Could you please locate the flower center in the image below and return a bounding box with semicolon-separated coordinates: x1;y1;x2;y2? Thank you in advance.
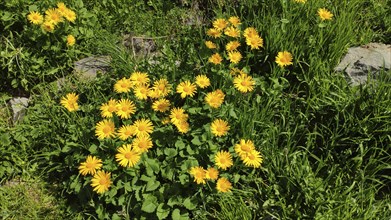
108;106;116;112
103;127;111;134
99;178;107;185
125;152;133;159
241;81;249;86
138;124;146;131
86;163;93;169
241;145;250;152
183;87;190;93
248;154;255;160
122;106;128;111
138;142;147;149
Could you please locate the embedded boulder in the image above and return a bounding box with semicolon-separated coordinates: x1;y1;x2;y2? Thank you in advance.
73;56;111;80
8;97;29;124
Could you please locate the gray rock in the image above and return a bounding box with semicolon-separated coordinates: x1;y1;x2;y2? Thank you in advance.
8;97;29;124
122;34;157;57
74;56;111;80
335;43;390;86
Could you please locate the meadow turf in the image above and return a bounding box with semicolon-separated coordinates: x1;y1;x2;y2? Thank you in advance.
1;0;390;219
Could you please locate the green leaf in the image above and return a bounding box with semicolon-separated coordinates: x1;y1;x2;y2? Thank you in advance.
156;203;170;220
0;134;11;147
186;145;195;155
191;136;202;146
164;148;177;158
146;179;160;192
145;158;160;174
175;139;186;149
142;194;158;213
229;108;238;119
124;182;132;192
112;213;122;220
171;209;189;220
88;144;97;153
167;196;182;207
183;197;197;210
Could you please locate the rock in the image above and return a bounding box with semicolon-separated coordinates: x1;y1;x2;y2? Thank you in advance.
73;56;111;80
8;97;29;124
122;34;158;57
335;43;391;86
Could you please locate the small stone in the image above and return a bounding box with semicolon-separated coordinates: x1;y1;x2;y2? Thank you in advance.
74;56;111;81
8;97;29;124
335;43;391;86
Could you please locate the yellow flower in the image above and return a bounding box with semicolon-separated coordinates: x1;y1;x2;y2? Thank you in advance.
243;150;263;168
230;67;245;76
195;75;210;88
228;16;241;27
95;120;116;140
41;21;55;32
63;8;76;23
117;125;135;140
114;77;132;93
161;117;171;125
205;89;225;108
234;139;255;159
60;93;79;112
214;150;233;170
213;18;228;31
246;35;263;50
116;99;136;119
116;144;141;168
318;8;333;21
205;167;219;180
233;74;255;93
216;177;232;193
275;51;293;68
205;41;217;49
293;0;307;3
176;80;197;98
66;35;75;46
211;119;230;137
227;51;242;64
226;41;241;51
130;71;149;86
27;11;43;25
132;118;154;137
100;99;118;118
243;27;258;39
134;84;150;100
56;2;68;15
189;166;207;184
78;155;102;176
91;171;111;194
207;28;221;38
45;8;63;25
151;78;172;98
175;120;190;134
170;107;188;126
152;99;171;112
132;135;153;153
208;53;223;65
224;26;240;38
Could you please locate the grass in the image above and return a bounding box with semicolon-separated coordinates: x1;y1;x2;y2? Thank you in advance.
0;0;390;219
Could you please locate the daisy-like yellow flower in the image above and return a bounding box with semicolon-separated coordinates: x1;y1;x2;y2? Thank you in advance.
116;99;136;119
246;35;263;50
230;67;246;76
161;117;171;125
116;144;141;167
170;107;188;125
100;99;118;118
214;150;233;170
27;11;43;25
132;118;154;137
63;8;76;23
132;135;153;153
243;27;258;39
228;51;242;64
213;18;228;31
205;41;217;49
78;155;102;176
243;150;263;168
95;120;116;140
175;120;190;134
151;78;172;98
205;89;225;108
60;93;79;112
211;119;230;137
233;74;255;93
91;171;111;194
152;99;171;112
66;35;75;46
275;51;293;68
133;84;150;100
114;77;132;93
130;71;149;86
117;125;135;140
176;80;197;99
45;8;63;25
207;28;221;38
205;167;219;180
293;0;307;3
318;8;333;21
226;41;241;51
189;166;207;184
195;75;210;88
41;21;55;32
234;139;255;159
216;177;232;193
56;2;68;15
208;53;223;65
224;26;240;38
228;16;241;27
